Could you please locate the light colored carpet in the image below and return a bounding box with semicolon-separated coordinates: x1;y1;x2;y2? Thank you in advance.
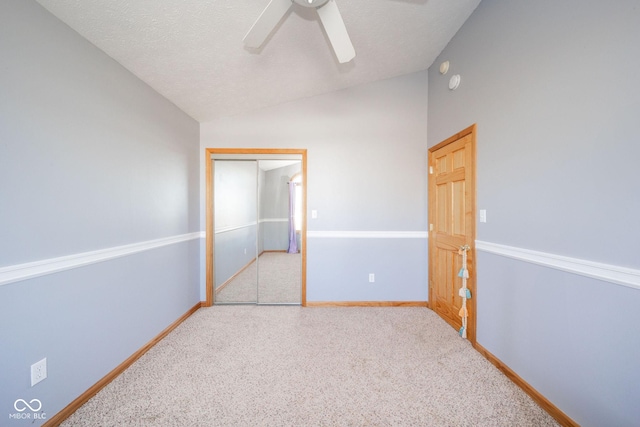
62;307;558;426
216;252;301;304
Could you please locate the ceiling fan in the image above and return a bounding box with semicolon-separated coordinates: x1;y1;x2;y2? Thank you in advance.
243;0;356;63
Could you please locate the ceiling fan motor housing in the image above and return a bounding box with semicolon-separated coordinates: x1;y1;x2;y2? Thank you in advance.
292;0;330;8
244;0;354;63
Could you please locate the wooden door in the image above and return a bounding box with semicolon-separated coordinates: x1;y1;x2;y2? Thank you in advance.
428;125;476;343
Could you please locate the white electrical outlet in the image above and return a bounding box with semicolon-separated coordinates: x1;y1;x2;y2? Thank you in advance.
369;273;375;283
31;358;47;387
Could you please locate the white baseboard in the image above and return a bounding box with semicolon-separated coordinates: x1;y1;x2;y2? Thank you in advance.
214;219;288;234
476;240;640;290
308;231;428;239
0;232;202;287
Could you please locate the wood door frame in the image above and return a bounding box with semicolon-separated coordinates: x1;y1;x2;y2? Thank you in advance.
428;124;477;344
205;148;308;307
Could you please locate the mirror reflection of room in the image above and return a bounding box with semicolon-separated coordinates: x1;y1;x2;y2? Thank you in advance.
214;159;302;305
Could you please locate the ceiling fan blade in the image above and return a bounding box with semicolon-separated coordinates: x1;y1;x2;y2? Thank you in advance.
243;0;293;48
316;0;355;63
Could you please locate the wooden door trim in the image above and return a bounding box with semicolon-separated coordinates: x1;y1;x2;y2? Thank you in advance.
428;124;477;344
204;148;308;307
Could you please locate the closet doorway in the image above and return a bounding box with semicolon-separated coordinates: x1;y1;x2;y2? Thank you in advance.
205;149;307;306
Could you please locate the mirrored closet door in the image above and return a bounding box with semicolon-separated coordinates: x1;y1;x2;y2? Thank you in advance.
213;157;302;305
213;160;258;303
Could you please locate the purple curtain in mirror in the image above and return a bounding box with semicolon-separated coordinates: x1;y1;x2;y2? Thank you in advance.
287;181;297;253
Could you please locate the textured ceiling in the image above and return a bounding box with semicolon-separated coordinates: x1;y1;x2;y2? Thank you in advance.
35;0;481;122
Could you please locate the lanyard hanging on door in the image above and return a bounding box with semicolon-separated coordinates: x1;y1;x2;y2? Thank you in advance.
458;245;471;339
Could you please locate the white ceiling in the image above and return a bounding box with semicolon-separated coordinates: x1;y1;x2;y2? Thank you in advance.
35;0;481;122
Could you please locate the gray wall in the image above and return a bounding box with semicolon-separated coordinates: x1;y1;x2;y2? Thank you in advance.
0;1;200;424
428;0;640;425
201;72;429;302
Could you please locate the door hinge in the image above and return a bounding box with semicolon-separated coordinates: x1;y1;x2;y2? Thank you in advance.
429;224;433;231
429;166;433;174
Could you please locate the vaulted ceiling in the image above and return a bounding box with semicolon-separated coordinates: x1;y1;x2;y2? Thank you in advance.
35;0;481;122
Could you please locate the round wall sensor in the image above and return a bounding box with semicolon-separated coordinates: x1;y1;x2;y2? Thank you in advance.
439;61;449;75
449;74;461;90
